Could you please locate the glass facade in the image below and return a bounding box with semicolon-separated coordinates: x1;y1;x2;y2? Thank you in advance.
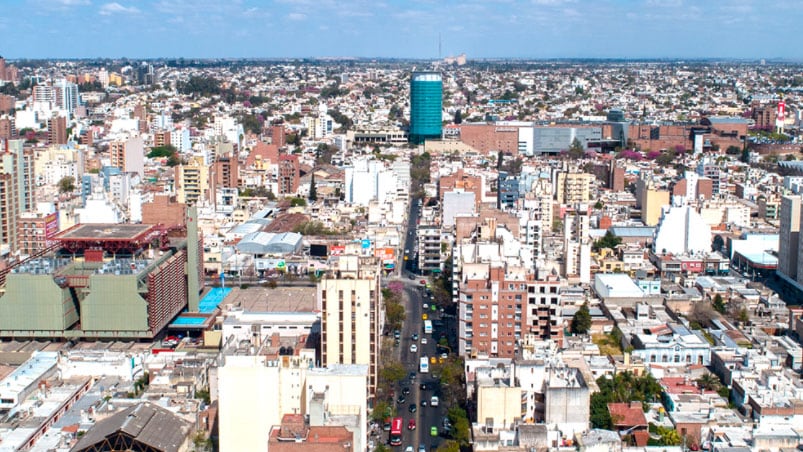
409;72;442;144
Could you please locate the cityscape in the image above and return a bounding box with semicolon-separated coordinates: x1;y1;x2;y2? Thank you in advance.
0;4;803;452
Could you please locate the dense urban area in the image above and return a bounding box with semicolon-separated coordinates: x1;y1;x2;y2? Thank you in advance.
0;55;802;452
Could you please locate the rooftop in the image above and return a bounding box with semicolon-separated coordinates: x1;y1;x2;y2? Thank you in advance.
54;223;158;241
227;286;318;313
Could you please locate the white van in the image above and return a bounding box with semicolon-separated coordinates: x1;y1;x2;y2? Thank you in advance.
430;396;439;407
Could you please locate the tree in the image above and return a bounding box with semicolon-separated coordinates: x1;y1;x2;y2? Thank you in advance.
712;294;726;314
453;109;462;124
567;138;585;159
725;145;742;155
740;147;751;163
496;150;504;170
436;440;460;452
593;230;622;252
58;176;76;194
308;173;317;201
289;197;307;207
571;302;592;334
696;373;721;391
379;360;406;386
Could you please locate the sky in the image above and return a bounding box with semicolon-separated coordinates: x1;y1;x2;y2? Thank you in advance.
1;0;802;60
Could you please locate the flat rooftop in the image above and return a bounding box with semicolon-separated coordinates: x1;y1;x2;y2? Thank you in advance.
54;223;157;241
226;286;318;313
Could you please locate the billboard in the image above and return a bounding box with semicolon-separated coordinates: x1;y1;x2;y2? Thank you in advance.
329;245;345;256
374;247;395;261
44;212;60;247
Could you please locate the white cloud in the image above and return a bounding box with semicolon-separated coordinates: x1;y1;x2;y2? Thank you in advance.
287;12;307;20
99;2;139;15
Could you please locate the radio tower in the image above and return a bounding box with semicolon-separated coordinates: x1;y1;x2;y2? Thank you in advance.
776;94;785;134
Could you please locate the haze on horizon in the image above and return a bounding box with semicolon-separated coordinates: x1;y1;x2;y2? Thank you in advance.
1;0;802;60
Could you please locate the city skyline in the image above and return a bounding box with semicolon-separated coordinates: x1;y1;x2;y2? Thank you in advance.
1;0;802;60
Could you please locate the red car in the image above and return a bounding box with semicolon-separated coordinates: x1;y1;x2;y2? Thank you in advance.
420;280;426;285
407;419;416;430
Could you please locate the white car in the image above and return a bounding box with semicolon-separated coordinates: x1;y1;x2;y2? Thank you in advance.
405;447;414;452
421;338;428;345
410;344;418;353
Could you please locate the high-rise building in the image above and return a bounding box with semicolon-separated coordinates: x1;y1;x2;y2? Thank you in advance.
0;139;35;252
278;154;299;195
555;171;592;205
318;254;381;398
174;155;210;206
779;196;801;283
409;72;442;144
109;136;144;177
47;115;67;145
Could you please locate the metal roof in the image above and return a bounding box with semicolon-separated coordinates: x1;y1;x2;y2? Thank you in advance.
610;226;655;237
71;402;191;452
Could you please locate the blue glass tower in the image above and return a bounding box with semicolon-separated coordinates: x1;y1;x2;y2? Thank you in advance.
409;72;443;144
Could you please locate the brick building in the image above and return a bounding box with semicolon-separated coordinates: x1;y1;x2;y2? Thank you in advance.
47;116;67;145
141;194;186;229
451;124;520;155
278;154;300;195
17;211;59;256
439;168;483;206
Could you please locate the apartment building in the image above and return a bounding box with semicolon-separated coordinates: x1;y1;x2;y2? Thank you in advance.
109;136;144;177
318;255;381;397
174;155;210;206
555;171;592;205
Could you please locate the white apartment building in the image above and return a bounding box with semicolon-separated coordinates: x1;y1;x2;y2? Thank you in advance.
318;255;381;397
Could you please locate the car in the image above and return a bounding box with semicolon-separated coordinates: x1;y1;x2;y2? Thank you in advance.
405;446;414;452
408;419;416;430
421;338;428;345
408;371;416;381
430;396;439;406
393;330;401;339
423;303;429;310
430;356;436;364
419;446;426;452
396;395;406;405
421;399;428;407
422;313;428;320
430;426;438;437
394;339;400;347
405;249;410;254
408;404;417;413
442;418;452;428
419;382;428;390
409;344;418;353
402;387;410;396
440;353;448;359
409;274;415;280
420;279;427;285
412;333;419;341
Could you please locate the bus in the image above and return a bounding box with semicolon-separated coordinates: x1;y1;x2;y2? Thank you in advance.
419;356;429;373
389;417;403;446
423;320;432;334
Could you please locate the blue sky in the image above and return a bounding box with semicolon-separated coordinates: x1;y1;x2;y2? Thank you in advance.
1;0;801;59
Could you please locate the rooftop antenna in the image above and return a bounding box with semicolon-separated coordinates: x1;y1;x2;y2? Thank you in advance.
438;33;442;60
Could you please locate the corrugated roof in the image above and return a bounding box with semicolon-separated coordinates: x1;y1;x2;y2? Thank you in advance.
71;402;191;452
610;226;655;237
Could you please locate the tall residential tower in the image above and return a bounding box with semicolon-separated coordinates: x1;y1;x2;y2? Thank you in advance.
409;72;442;144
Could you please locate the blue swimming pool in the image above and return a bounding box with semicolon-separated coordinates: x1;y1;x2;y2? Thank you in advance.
198;287;232;313
172;316;207;325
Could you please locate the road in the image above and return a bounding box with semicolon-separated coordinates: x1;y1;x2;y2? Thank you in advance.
393;196;447;452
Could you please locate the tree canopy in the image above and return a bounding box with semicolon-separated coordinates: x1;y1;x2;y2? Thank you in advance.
571;302;592;334
593;230;622;252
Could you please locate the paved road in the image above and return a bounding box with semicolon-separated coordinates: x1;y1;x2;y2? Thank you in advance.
392;196;447;452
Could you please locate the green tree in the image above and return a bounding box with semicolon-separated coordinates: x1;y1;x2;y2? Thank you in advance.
379;360;406;386
385;302;406;330
290;197;307;207
696;373;721;391
725;145;742;155
593;230;622;252
567;137;585;159
447;406;471;446
308;173;317;201
436;440;460;452
571;302;592;334
712;294;726;314
740;147;750;163
58;176;76;194
453;109;462;124
371;400;393;421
